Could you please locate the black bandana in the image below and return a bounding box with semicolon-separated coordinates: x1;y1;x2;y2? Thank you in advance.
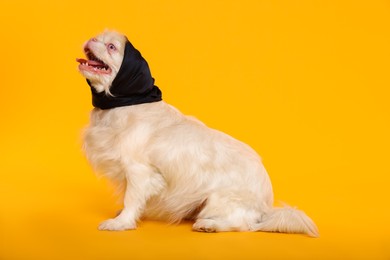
87;39;162;109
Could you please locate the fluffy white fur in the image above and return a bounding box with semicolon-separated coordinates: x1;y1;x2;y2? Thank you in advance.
79;31;319;237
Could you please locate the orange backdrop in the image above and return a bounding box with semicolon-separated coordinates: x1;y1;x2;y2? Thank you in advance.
1;0;389;259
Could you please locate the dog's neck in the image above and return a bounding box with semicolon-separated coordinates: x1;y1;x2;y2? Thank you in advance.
89;83;162;109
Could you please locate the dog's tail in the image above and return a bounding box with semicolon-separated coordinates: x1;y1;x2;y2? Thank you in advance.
252;206;319;237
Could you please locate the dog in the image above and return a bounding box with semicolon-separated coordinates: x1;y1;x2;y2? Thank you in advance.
77;30;319;237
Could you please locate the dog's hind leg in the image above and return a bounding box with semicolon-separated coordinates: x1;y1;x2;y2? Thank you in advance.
192;190;264;232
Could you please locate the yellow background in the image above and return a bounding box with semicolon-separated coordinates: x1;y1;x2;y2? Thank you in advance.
1;0;389;259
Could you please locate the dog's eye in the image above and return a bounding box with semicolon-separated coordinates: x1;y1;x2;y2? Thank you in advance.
108;44;116;51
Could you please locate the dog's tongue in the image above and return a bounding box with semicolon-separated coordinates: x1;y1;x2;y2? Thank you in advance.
76;58;106;67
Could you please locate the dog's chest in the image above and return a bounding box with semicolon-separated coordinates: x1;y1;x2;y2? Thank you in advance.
83;107;163;175
83;110;142;177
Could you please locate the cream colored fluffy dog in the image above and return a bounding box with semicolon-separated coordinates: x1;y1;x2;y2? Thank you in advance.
77;30;319;237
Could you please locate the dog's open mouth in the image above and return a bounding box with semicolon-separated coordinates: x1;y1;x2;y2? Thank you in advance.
76;48;111;74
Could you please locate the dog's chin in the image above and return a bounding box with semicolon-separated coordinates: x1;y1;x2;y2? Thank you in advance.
79;66;116;93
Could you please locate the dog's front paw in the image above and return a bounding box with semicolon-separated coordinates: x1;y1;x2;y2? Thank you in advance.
98;218;136;231
193;219;217;233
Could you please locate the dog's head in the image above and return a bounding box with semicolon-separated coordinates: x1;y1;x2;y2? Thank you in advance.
77;30;162;109
77;30;127;94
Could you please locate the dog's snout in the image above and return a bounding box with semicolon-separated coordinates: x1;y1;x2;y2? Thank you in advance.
84;38;98;51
